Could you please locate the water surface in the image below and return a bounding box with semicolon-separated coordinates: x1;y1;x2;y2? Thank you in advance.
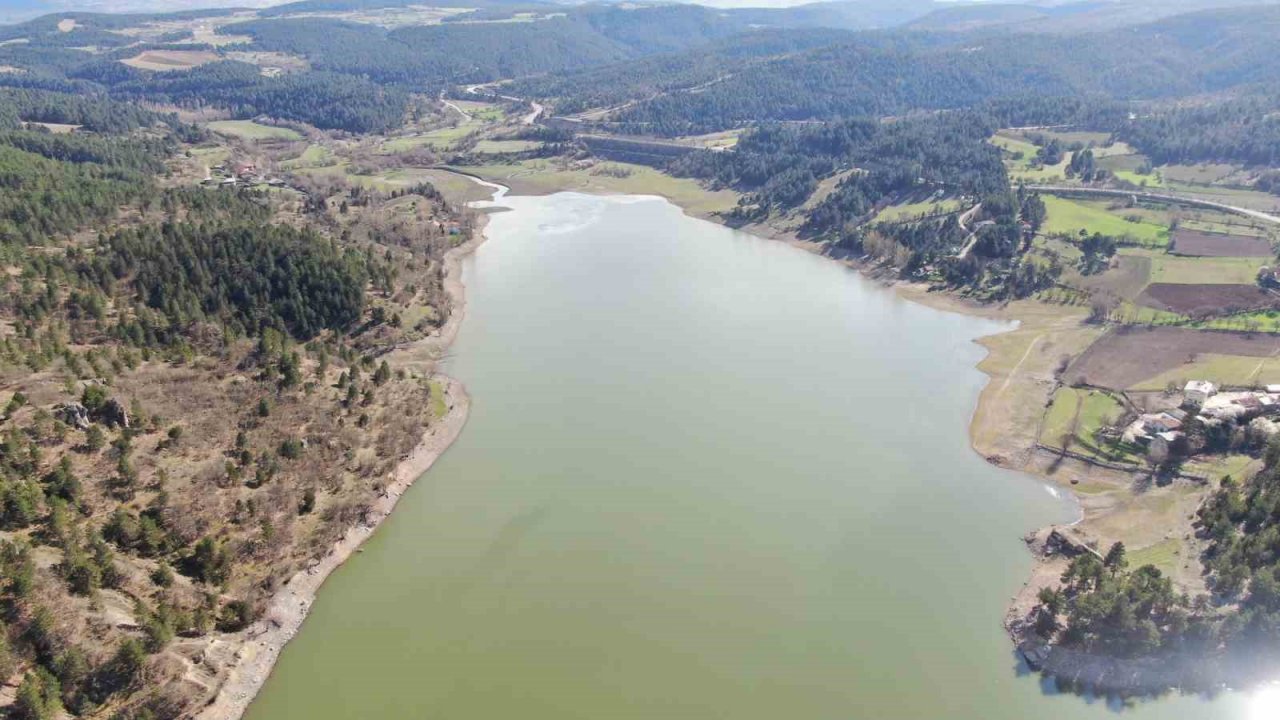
247;192;1254;719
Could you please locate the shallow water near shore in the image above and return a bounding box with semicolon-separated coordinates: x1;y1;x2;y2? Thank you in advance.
246;192;1256;719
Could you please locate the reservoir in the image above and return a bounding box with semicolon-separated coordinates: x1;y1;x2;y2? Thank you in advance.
246;191;1253;719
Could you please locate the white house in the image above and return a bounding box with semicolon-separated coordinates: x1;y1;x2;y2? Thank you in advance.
1184;380;1218;406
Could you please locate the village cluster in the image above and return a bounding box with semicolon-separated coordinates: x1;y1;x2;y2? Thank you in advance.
203;160;286;189
1122;379;1280;462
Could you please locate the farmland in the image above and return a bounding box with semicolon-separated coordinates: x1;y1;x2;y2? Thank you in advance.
1137;283;1277;316
206;120;303;141
1069;254;1152;300
1063;326;1280;389
1130;354;1280;391
1169;230;1272;257
382;126;476;153
1042;196;1169;245
1143;252;1265;284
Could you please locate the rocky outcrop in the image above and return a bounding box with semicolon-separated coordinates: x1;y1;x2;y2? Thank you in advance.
54;402;91;430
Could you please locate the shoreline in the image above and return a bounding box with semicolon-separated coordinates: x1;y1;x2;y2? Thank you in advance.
449;171;1202;697
210;168;1207;714
198;191;496;720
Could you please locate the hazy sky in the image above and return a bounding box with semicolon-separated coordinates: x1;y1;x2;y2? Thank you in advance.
1;0;986;15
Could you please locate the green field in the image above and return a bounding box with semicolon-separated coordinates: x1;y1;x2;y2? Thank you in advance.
1188;310;1280;334
990;133;1038;161
382;125;476;153
1112;169;1165;188
1142;252;1265;284
206;120;302;141
282;144;332;169
1042;196;1169;244
1040;387;1133;464
1164;181;1280;213
473;139;542;154
429;380;448;420
294;159;350;178
875;197;960;222
1127;538;1181;576
990;132;1071;181
1180;216;1273;238
451;100;506;122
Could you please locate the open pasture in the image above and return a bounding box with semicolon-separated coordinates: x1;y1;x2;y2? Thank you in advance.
1069;254;1152;300
1042;196;1168;244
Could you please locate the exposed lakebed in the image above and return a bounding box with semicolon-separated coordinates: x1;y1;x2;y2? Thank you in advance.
246;191;1255;719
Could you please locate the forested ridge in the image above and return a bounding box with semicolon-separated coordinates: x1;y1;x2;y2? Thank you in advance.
524;5;1280;137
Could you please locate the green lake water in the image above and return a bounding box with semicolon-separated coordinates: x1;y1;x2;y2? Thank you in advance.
246;191;1261;719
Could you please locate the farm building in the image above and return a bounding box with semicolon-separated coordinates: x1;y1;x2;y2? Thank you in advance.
1140;413;1183;433
1184;380;1218;406
1149;431;1184;461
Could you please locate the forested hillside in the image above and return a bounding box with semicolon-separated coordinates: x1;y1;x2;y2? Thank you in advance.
0;87;467;717
232;4;763;88
530;6;1280;136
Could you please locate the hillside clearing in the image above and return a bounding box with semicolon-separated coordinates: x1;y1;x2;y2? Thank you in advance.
121;50;221;72
206;120;303;141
